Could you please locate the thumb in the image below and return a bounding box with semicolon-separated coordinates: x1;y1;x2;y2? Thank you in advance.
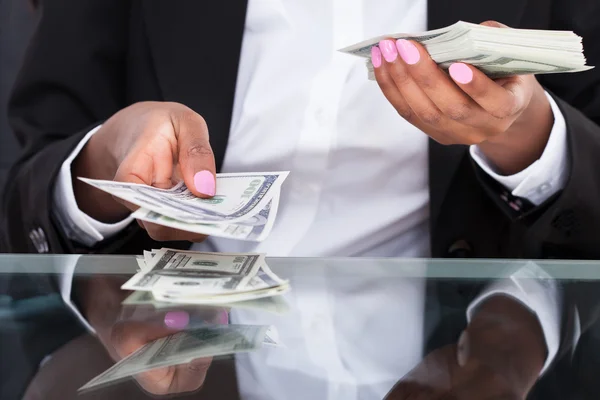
480;20;509;28
175;113;217;198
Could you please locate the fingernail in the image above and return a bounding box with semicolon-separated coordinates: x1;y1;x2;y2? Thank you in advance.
396;39;420;65
457;330;470;367
164;311;190;330
194;170;215;196
449;63;473;84
371;46;382;68
379;40;398;63
218;310;229;325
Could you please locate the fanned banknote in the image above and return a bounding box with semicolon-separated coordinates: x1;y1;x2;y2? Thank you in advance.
340;21;593;79
79;172;288;241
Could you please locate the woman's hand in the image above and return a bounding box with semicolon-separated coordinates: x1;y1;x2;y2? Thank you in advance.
73;101;216;242
79;275;225;396
386;296;547;400
372;21;554;175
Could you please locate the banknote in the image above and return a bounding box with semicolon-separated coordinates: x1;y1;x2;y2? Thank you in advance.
122;249;265;294
152;259;290;304
79;172;289;225
79;324;277;392
341;20;593;78
132;193;279;242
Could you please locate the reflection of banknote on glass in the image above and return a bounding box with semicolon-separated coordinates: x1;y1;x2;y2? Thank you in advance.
340;21;593;79
123;288;291;315
79;324;278;392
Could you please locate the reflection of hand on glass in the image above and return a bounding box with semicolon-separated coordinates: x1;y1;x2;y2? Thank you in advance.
77;276;226;396
386;296;547;400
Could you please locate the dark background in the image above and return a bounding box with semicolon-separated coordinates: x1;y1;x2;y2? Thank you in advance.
0;0;38;243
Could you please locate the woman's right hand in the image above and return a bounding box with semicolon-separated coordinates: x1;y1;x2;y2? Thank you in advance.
73;101;215;242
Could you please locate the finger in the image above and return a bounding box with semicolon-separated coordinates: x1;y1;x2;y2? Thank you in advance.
379;39;441;126
376;40;457;144
172;109;217;198
372;45;415;123
143;222;208;243
396;39;489;129
480;20;509;29
111;320;181;359
448;63;530;121
115;133;176;190
135;357;212;396
172;357;213;393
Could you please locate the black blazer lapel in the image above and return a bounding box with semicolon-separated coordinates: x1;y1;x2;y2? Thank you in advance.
141;0;249;170
426;0;529;236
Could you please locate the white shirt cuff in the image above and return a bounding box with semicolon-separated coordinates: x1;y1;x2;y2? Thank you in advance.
59;255;96;334
470;92;569;206
52;125;135;247
467;261;562;375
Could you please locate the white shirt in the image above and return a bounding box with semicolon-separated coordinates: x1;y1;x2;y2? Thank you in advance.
54;0;567;398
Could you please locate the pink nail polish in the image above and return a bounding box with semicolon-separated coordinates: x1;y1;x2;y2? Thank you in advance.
194;170;215;196
379;40;398;63
371;46;382;68
449;63;473;84
218;310;229;325
164;311;190;329
396;39;420;65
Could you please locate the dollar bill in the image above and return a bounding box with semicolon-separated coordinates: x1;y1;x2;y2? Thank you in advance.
122;249;265;294
341;20;593;78
152;259;290;304
79;324;276;392
79;172;289;225
132;192;279;242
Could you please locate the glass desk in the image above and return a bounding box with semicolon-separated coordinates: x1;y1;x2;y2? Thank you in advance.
1;255;600;400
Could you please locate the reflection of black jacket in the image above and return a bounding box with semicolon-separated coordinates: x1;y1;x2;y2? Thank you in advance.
2;0;600;397
425;277;600;399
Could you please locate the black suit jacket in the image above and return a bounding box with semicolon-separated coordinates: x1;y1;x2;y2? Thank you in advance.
2;0;600;397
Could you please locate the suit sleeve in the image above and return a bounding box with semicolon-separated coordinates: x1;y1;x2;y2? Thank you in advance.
471;1;600;260
0;0;133;254
522;0;600;260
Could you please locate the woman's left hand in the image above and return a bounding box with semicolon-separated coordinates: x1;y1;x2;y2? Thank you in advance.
372;21;554;175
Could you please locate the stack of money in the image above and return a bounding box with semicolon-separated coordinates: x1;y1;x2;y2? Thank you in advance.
80;171;289;241
339;21;593;79
122;248;290;305
80;324;282;392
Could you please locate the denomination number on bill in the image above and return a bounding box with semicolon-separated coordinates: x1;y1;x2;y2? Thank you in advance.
241;179;262;199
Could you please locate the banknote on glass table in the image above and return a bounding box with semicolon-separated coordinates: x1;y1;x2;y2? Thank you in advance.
152;267;290;305
124;248;290;305
340;20;593;79
79;172;288;241
122;249;266;294
79;324;280;392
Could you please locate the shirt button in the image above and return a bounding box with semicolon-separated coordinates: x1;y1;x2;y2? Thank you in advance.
315;108;330;126
538;183;552;194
